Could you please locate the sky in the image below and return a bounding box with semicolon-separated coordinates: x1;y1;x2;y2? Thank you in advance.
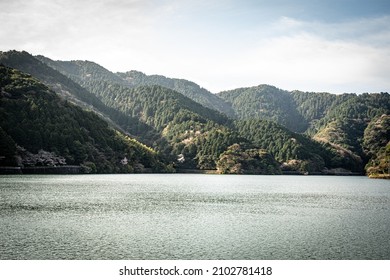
1;0;390;93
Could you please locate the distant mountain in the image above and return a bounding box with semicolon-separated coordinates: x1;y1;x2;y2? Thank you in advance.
0;50;159;146
118;70;235;117
36;56;235;117
218;85;309;132
363;114;390;177
0;65;168;173
290;90;354;126
36;55;130;87
2;50;390;176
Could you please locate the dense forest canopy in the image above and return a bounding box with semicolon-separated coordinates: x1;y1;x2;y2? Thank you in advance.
1;50;389;176
0;65;169;173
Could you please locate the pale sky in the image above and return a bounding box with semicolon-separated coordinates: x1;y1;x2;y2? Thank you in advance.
1;0;390;93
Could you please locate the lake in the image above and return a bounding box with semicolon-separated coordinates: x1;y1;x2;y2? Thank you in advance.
0;174;389;259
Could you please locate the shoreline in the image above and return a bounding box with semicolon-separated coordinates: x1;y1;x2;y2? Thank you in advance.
0;166;368;177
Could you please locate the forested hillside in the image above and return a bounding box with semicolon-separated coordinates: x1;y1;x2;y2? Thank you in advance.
117;70;235;117
36;56;235;117
0;65;168;173
73;80;239;169
310;93;390;171
363;114;390;177
36;55;131;87
1;50;389;176
218;85;309;132
0;51;159;145
233;119;361;173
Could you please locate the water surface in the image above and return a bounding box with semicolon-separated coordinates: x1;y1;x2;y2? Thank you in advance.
1;174;389;259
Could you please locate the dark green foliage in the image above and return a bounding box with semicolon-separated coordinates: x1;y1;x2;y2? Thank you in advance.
118;71;235;117
37;56;130;87
291;90;354;125
233;119;362;173
35;58;234;117
0;65;168;173
0;126;17;166
2;50;390;176
78;80;235;169
218;85;308;132
217;143;281;174
311;93;390;170
363;114;390;176
0;51;157;146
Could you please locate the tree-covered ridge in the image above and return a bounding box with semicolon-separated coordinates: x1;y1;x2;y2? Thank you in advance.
290;90;354;124
233;119;361;173
0;65;168;173
35;56;235;117
117;70;235;117
1;50;390;176
36;55;234;116
81;81;230;128
218;85;308;132
363;114;390;177
77;79;240;169
0;50;159;145
0;51;105;109
312;93;390;159
2;51;242;170
36;56;130;87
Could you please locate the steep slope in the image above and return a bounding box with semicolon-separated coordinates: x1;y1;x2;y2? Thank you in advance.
75;79;239;169
35;56;235;117
0;50;159;146
118;70;235;117
233;119;361;173
312;93;390;162
291;90;354;128
3;51;242;170
0;65;168;173
363;114;390;177
218;85;308;132
0;51;106;110
36;55;130;87
3;50;389;176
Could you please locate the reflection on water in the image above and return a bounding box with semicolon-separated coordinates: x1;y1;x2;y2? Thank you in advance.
0;174;389;259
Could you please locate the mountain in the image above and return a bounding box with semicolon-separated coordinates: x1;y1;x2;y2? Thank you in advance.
233;119;361;173
218;84;390;173
117;70;235;117
0;50;160;146
363;114;390;178
64;79;240;169
36;55;131;87
2;51;241;170
36;56;235;117
218;85;309;132
310;93;390;168
2;50;390;176
0;65;169;173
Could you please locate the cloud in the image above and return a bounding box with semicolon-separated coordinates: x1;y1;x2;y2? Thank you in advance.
0;0;161;59
196;16;390;93
0;0;389;93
